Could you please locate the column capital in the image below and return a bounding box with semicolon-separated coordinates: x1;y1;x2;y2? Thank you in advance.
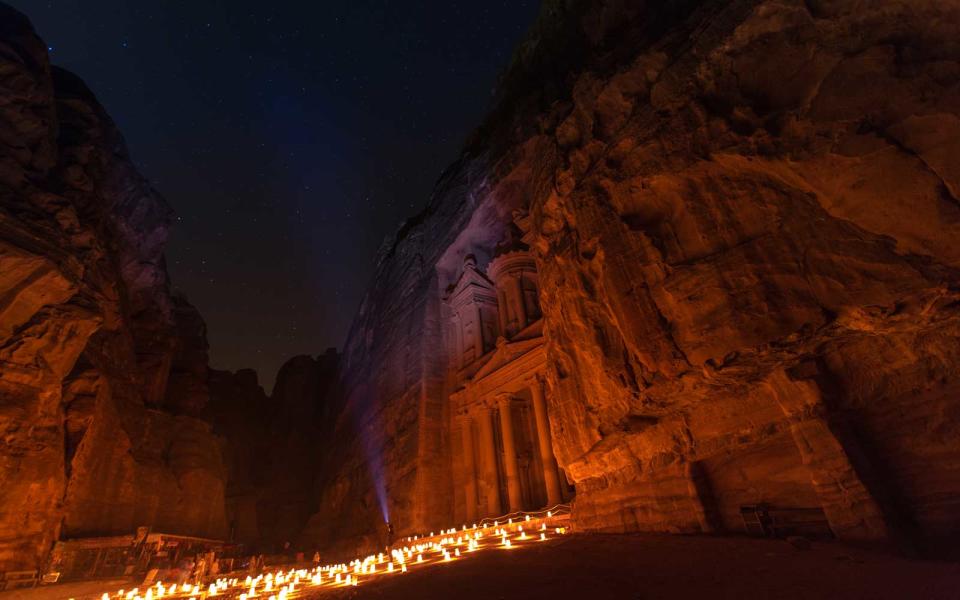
527;372;546;389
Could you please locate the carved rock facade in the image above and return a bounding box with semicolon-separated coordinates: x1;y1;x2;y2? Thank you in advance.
304;0;960;557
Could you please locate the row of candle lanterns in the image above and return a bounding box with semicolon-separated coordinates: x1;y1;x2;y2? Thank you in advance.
81;509;568;600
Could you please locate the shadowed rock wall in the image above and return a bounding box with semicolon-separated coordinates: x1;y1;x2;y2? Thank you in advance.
207;350;341;552
0;5;227;571
304;0;960;557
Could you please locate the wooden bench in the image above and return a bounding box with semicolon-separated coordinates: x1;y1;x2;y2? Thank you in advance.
0;570;39;591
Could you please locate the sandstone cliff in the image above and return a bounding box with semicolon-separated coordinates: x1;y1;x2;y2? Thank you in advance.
0;5;227;571
303;0;960;557
207;350;340;552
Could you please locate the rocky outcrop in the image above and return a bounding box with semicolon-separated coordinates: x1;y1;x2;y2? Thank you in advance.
0;5;226;571
304;0;960;557
531;0;960;552
207;350;340;552
206;368;272;546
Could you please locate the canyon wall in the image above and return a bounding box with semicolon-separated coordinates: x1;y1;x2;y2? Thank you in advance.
304;0;960;557
207;350;341;552
0;6;227;571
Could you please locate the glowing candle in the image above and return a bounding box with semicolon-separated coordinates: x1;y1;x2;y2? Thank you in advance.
540;532;547;541
402;564;408;573
388;562;394;573
417;554;423;563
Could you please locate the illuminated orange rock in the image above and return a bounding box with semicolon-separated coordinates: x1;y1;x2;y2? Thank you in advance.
0;6;227;571
303;0;960;557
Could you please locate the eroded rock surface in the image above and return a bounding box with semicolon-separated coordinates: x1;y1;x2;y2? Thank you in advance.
207;350;341;552
0;5;226;571
303;0;960;557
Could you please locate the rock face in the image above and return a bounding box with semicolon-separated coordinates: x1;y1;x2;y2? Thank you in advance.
206;368;272;547
303;0;960;557
207;350;340;552
0;5;227;571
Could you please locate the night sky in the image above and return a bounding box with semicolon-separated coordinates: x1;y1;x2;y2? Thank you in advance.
12;1;541;390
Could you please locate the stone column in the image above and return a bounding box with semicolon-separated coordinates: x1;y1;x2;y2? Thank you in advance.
460;415;478;523
473;305;484;358
451;315;462;370
497;395;523;512
511;276;527;331
477;407;502;516
530;377;563;506
496;289;508;339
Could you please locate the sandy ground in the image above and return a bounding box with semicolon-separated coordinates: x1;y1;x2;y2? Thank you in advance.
0;579;128;600
5;533;959;600
317;533;960;600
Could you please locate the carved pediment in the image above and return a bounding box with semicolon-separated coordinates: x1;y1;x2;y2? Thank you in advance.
470;334;544;382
